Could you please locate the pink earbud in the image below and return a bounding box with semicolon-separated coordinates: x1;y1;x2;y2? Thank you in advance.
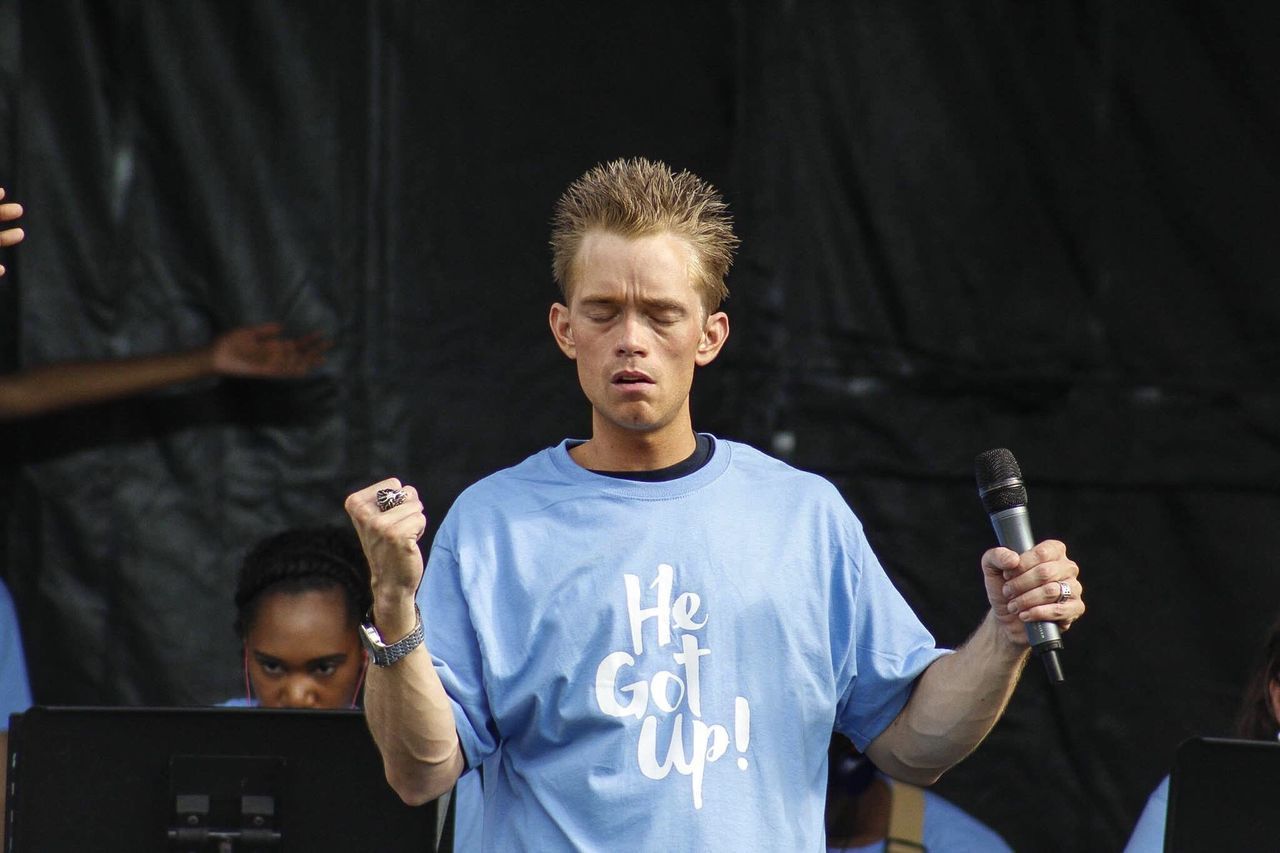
243;645;254;704
350;651;370;709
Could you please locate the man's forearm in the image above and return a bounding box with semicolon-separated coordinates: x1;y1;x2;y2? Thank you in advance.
364;641;467;805
866;610;1029;786
346;480;462;807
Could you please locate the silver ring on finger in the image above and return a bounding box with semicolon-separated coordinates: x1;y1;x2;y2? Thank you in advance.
376;488;408;512
1056;581;1073;604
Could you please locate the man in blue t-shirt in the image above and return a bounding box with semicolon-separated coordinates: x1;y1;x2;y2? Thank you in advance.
345;158;1087;851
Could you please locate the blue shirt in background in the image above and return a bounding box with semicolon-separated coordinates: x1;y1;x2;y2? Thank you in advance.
0;579;32;730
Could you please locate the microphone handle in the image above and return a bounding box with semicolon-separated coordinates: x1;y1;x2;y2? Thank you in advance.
989;506;1065;683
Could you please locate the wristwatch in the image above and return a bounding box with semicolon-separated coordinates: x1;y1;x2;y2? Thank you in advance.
359;605;425;667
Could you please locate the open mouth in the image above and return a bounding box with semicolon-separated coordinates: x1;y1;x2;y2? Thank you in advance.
613;371;654;387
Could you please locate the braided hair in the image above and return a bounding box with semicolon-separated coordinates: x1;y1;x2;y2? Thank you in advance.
233;525;372;639
1235;611;1280;740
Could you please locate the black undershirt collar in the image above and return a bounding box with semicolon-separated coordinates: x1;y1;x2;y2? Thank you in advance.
581;433;714;482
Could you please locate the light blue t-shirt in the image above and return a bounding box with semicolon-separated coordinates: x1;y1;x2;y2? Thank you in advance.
1;579;33;730
1124;774;1169;852
827;775;1011;852
420;438;948;851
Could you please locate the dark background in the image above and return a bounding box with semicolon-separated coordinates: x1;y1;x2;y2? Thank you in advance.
3;2;1279;850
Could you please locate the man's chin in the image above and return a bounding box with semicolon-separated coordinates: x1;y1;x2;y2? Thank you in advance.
616;415;662;433
596;405;664;433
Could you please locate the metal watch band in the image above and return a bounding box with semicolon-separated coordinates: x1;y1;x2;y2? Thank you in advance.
360;604;424;667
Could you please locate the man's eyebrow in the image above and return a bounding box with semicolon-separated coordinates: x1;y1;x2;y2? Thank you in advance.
578;295;620;307
577;295;688;312
641;299;688;313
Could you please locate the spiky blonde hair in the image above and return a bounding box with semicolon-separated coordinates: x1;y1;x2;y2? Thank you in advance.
550;157;738;313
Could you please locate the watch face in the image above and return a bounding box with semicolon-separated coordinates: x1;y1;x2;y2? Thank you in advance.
359;621;391;667
359;620;386;649
358;610;423;667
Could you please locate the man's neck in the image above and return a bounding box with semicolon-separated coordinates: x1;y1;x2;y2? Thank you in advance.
569;415;698;472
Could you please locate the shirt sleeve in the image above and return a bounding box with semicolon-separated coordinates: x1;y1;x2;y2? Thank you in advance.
418;538;498;771
0;581;33;728
1123;775;1170;853
832;514;950;750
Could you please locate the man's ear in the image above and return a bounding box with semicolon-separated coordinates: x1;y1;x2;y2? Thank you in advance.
694;311;729;367
549;302;576;359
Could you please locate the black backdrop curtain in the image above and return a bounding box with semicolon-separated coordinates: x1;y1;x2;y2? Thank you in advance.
2;2;1279;850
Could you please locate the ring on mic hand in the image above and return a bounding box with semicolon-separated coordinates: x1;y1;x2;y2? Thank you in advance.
376;488;408;512
1056;581;1072;604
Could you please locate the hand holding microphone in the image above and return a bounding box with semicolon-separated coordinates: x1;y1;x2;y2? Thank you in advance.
975;448;1085;683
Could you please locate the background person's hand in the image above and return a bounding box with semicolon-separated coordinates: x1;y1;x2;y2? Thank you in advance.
0;187;25;277
208;322;331;378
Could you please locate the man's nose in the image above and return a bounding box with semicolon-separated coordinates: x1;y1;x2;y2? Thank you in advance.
615;311;649;356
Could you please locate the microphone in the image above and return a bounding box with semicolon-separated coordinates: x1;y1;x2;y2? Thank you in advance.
974;448;1065;683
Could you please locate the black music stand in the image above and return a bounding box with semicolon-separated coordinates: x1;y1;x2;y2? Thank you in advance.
1164;736;1280;852
5;705;444;852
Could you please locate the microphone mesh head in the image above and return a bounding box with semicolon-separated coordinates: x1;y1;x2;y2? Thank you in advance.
974;448;1028;513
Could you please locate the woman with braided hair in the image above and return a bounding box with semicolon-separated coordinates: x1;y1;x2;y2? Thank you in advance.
228;525;485;848
230;525;371;709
